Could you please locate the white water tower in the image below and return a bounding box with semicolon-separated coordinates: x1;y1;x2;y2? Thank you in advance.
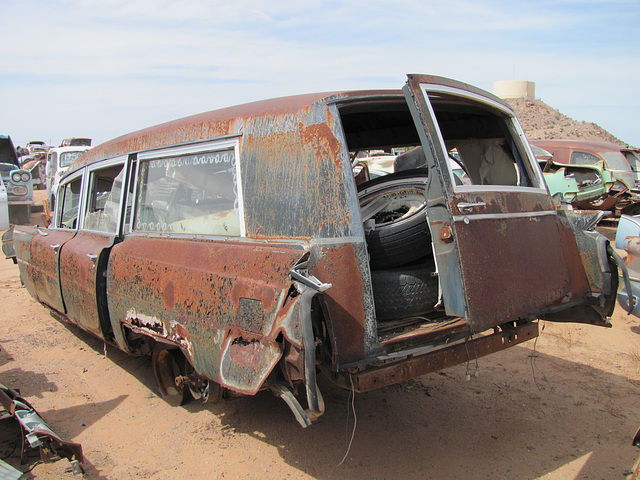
493;81;535;100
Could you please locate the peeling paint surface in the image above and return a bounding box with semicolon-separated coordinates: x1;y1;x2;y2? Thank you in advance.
107;235;306;384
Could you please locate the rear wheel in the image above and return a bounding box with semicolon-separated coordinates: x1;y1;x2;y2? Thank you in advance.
152;349;188;406
184;358;223;404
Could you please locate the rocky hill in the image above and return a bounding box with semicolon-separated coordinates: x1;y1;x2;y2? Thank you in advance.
505;98;625;146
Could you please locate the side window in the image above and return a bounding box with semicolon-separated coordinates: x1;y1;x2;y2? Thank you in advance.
571;151;601;165
58;177;82;229
83;164;125;233
46;152;57;177
134;147;241;235
427;93;539;188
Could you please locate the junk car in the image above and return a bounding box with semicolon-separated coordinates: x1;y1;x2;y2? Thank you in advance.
621;147;640;189
531;144;615;209
12;75;628;427
60;137;92;148
0;134;34;225
45;145;92;209
531;139;640;216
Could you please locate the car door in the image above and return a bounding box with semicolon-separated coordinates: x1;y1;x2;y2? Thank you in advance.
403;74;604;332
15;172;84;312
58;157;128;339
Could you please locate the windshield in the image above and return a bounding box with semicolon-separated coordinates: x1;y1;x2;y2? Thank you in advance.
600;151;631;171
60;150;86;167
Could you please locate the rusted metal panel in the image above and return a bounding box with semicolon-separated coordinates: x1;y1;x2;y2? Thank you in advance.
12;225;38;300
29;229;75;313
329;321;538;393
59;231;113;338
219;334;282;394
451;191;554;216
67;91;401;175
454;213;570;332
106;235;307;386
309;242;372;365
240;107;356;240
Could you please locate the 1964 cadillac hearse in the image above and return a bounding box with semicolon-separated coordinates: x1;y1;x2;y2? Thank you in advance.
11;75;629;427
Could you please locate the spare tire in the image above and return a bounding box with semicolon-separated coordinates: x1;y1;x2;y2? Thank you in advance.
358;169;431;269
371;261;438;321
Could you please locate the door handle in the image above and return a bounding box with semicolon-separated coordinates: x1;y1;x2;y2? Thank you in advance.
37;228;48;236
50;244;60;252
457;201;486;214
87;254;98;261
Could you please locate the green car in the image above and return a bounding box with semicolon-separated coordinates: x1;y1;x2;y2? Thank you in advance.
533;145;616;210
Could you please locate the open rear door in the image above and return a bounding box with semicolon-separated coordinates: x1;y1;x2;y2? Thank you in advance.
403;74;610;332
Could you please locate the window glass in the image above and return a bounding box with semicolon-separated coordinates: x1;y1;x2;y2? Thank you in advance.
134;148;241;235
58;178;82;229
60;150;86;168
48;152;57;171
427;93;538;188
122;161;136;233
571;151;601;166
83;164;125;233
600;151;631;171
624;151;640;172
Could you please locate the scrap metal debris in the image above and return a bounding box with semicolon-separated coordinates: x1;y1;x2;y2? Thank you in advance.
0;383;83;475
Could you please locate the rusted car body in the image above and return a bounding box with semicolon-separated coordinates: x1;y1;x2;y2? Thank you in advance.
531;139;640;215
12;75;625;426
531;144;615;208
622;147;640;189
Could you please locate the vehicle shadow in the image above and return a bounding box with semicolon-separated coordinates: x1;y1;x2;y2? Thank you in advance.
0;342;14;367
0;367;57;398
205;347;640;480
36;317;640;479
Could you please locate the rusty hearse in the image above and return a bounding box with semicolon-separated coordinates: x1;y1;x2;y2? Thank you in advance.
12;75;628;427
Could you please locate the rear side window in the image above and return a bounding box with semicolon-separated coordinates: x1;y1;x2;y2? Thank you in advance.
83;164;125;233
60;150;86;168
571;151;601;165
428;93;540;189
58;177;82;229
134;147;241;235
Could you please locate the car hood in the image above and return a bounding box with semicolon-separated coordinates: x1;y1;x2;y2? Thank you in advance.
0;135;19;167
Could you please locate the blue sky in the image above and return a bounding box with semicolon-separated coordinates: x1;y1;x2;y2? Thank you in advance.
2;0;639;148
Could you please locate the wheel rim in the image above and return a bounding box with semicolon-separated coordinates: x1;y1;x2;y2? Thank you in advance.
360;187;426;228
152;349;187;406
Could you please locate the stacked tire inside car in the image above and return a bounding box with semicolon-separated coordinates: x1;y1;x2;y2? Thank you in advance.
358;168;438;321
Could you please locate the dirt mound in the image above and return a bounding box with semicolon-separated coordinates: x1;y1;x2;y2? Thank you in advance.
506;98;626;146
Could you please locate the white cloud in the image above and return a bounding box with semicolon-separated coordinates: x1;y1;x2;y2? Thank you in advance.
2;0;639;147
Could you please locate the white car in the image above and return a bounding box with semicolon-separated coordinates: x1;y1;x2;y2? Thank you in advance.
46;146;91;208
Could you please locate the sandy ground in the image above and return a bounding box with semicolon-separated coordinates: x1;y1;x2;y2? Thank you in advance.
1;209;639;479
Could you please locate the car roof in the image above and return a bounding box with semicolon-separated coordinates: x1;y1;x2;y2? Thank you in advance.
68;75;516;174
531;139;625;153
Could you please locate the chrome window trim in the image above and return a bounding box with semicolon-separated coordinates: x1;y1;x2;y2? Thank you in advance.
420;83;547;192
134;138;246;237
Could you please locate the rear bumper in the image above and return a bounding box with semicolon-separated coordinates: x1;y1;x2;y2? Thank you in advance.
325;321;538;393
